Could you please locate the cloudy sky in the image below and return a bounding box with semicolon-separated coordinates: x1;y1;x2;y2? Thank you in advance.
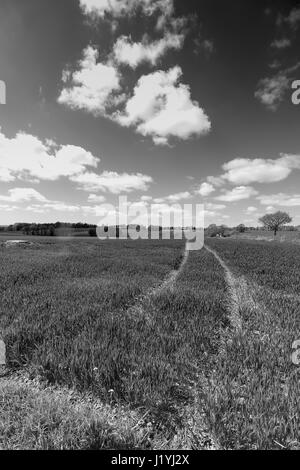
0;0;300;227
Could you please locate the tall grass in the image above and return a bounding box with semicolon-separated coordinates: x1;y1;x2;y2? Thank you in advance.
0;239;228;448
205;239;300;449
2;238;298;449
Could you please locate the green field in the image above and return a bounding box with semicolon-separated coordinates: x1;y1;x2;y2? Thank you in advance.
233;229;300;243
0;237;299;449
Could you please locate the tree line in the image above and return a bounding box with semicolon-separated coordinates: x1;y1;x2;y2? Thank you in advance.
1;211;297;238
5;222;97;237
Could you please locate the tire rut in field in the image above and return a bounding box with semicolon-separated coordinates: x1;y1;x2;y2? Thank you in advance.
204;244;268;332
126;244;189;322
153;245;190;295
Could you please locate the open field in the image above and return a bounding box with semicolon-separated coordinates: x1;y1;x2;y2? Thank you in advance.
205;238;300;449
232;230;300;244
0;237;299;449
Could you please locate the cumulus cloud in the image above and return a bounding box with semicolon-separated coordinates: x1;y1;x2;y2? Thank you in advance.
30;203;81;213
0;189;84;214
255;63;300;110
0;130;98;183
71;171;153;194
197;182;215;197
207;175;225;187
114;66;211;145
194;37;215;56
113;33;184;69
205;203;226;210
141;195;153;202
284;7;300;29
255;73;290;111
271;38;291;49
79;0;184;41
221;155;300;185
0;204;19;212
246;206;258;213
258;193;300;207
87;194;106;203
79;0;174;18
58;46;121;115
216;186;258;202
159;191;192;203
0;188;48;203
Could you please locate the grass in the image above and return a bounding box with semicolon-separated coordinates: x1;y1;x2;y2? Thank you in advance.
0;238;228;449
0;374;150;450
204;238;300;450
233;229;300;243
0;239;184;397
1;237;299;449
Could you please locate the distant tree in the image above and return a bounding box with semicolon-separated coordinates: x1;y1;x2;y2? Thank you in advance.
236;224;246;233
259;211;292;236
206;224;228;238
219;225;228;236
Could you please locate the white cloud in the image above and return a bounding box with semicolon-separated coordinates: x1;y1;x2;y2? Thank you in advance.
0;188;47;203
87;194;106;203
221;155;300;185
0;189;83;214
0;130;98;183
255;73;290;111
207;175;225;187
79;0;182;42
285;7;300;29
25;203;81;214
271;38;291;49
71;171;153;194
255;63;300;110
246;206;258;213
258;193;300;207
141;195;153;202
198;182;215;197
216;186;258;202
0;204;19;212
79;0;174;19
165;191;192;203
113;33;184;69
194;38;215;56
269;60;281;70
203;40;214;54
205;203;226;210
149;192;192;203
114;66;211;145
58;46;121;115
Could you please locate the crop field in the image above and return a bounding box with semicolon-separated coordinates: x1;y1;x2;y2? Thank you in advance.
205;238;300;450
232;229;300;244
0;237;299;450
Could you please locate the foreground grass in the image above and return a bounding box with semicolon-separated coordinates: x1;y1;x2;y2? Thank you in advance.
205;239;300;450
0;374;151;450
0;240;228;449
1;238;183;400
2;237;298;449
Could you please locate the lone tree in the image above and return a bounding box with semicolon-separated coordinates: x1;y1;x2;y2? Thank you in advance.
259;211;292;236
236;223;246;233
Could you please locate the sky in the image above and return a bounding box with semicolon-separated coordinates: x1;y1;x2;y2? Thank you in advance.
0;0;300;227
